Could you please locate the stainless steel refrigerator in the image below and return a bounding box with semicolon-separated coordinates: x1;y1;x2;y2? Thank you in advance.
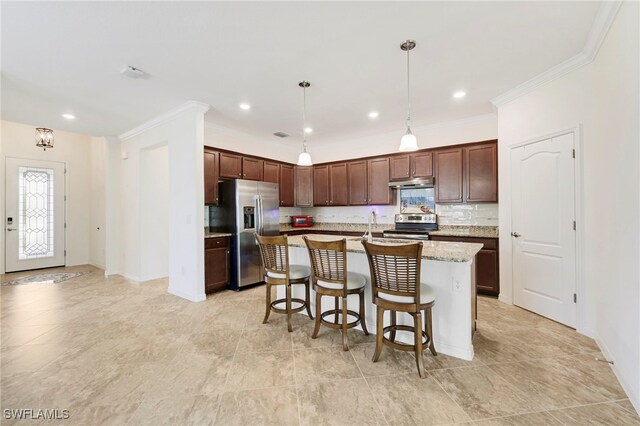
212;180;280;290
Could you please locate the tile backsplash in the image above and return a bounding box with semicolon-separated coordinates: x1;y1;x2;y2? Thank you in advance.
435;203;499;226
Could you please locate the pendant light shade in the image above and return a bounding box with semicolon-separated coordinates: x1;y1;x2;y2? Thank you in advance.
296;81;313;166
398;40;419;152
35;127;54;150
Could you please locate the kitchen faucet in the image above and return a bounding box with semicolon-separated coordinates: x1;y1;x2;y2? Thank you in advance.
362;209;377;243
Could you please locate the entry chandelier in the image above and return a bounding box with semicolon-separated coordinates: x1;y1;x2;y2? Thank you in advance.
297;80;313;166
35;128;54;150
398;40;419;152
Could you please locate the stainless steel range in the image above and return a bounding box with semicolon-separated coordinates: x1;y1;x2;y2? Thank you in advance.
383;213;438;241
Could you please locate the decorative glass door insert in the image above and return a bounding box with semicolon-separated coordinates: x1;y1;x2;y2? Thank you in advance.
18;166;55;259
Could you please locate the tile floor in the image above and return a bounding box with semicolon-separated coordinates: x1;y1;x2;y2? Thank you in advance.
1;265;638;425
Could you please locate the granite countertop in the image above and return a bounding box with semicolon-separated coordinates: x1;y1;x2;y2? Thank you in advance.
429;225;499;238
205;232;232;238
280;223;394;233
286;233;483;263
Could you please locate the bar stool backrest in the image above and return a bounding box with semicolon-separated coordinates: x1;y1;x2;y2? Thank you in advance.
256;234;290;284
362;241;423;306
303;237;348;296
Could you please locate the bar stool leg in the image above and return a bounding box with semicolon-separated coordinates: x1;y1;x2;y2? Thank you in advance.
389;310;397;342
426;307;437;356
372;306;384;362
414;313;426;378
341;296;349;351
304;279;314;319
334;297;340;325
263;283;272;324
359;291;369;335
311;292;322;339
286;284;293;333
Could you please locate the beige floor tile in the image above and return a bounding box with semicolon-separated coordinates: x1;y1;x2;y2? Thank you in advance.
547;402;640;425
297;378;385;426
184;328;243;356
0;324;59;347
60;401;141;426
471;411;562;425
349;343;417;377
1;343;70;374
215;386;299;425
615;399;640;415
367;373;471;425
430;366;543;420
237;323;293;353
293;346;363;385
226;350;295;391
128;394;220;426
423;352;484;371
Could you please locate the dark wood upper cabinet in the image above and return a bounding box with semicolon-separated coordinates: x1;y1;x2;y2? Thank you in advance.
368;157;393;205
411;152;433;178
389;155;411;181
313;165;330;206
263;161;280;184
242;157;263;181
279;164;294;207
435;148;464;203
465;143;498;203
219;152;242;179
347;161;368;205
204;151;219;205
329;163;348;206
295;166;314;207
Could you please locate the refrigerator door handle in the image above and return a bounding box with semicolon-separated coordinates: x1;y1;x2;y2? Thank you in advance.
258;195;264;235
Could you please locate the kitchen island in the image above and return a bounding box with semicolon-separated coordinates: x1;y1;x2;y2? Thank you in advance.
277;234;483;360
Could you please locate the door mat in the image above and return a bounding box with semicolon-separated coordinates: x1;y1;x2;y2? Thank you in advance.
2;271;90;286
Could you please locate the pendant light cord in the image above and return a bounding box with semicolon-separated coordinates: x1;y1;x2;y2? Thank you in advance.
406;47;411;128
302;85;307;151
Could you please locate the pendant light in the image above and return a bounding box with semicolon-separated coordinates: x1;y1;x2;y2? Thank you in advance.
35;128;54;150
398;40;419;152
297;81;313;166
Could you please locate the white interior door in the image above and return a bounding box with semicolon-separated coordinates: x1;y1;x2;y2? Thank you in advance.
510;132;576;327
5;157;66;272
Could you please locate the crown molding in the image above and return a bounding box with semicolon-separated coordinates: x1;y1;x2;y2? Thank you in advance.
491;0;622;108
118;101;210;141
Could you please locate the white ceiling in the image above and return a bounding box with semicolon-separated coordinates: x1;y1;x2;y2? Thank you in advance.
1;1;601;144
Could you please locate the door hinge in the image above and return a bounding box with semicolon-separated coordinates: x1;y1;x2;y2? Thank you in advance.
572;149;575;158
573;293;577;303
573;221;576;230
64;195;67;201
64;168;67;174
64;250;67;257
64;223;67;229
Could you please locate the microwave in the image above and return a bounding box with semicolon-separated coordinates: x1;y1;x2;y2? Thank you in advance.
292;215;313;227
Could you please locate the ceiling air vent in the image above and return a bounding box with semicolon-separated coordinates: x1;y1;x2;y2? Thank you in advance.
273;132;289;138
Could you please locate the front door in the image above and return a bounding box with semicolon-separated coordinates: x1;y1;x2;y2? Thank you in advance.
5;157;66;272
510;132;576;327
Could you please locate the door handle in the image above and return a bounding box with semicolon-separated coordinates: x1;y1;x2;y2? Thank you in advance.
6;228;16;231
511;232;521;238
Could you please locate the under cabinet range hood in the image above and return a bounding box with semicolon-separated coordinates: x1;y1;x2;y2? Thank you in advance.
388;177;435;188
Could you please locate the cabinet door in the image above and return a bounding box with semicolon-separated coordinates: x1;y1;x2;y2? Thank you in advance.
368;157;393;205
435;148;464;203
329;163;348;206
263;161;280;184
389;155;411;181
347;161;368;205
476;249;499;296
219;153;242;179
313;165;330;206
465;143;498;203
295;166;314;207
204;151;219;205
242;157;263;181
205;238;230;294
279;164;295;207
411;152;433;178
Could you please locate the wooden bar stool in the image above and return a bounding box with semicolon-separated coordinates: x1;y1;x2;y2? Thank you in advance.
303;237;369;351
362;241;437;378
256;234;313;332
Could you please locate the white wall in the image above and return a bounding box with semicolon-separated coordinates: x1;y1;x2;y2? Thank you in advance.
309;114;497;163
114;102;209;301
0;120;104;273
89;137;107;269
497;1;639;410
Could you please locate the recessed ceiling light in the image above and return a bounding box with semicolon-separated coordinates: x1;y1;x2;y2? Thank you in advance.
453;91;466;99
62;114;76;120
304;127;313;134
239;103;251;110
368;111;379;119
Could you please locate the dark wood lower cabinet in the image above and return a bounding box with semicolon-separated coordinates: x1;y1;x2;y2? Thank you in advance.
429;235;499;297
205;237;230;294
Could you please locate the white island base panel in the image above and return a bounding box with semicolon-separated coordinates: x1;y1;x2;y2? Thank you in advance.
278;246;476;361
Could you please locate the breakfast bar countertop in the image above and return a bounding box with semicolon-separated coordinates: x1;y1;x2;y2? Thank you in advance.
429;225;499;238
286;233;483;263
204;232;233;238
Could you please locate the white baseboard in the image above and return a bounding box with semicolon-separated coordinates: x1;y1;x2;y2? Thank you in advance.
122;273;141;282
594;333;640;414
498;294;513;305
168;286;206;302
